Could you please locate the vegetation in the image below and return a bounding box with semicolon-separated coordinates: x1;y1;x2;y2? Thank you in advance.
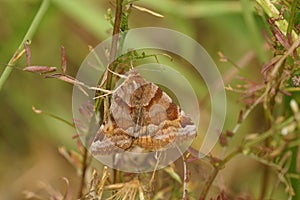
0;0;299;199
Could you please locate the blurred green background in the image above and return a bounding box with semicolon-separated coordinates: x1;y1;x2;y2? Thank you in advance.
0;0;295;199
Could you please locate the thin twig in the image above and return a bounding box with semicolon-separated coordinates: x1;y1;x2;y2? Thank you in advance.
271;36;300;77
198;167;218;200
106;0;124;91
107;0;124;184
182;155;188;200
150;152;161;185
78;147;89;198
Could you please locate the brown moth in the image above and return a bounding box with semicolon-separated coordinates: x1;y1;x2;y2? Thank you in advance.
90;70;196;155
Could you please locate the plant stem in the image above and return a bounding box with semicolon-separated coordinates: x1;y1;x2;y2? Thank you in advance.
200;117;295;199
199;167;218;200
221;91;266;156
199;148;240;199
105;0;124;184
0;0;50;91
271;36;300;77
78;147;89;198
106;0;124;91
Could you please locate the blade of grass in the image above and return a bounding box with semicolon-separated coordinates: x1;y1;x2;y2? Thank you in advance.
51;0;110;39
138;1;250;18
240;0;267;63
0;0;50;92
286;0;298;36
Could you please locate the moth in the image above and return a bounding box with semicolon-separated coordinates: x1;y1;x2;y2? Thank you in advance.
90;70;196;155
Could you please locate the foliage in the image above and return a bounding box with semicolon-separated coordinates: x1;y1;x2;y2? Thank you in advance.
0;0;299;200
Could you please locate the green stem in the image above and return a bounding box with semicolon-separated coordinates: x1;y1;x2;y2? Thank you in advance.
111;0;123;61
41;111;74;128
106;0;124;91
0;0;50;91
256;0;298;40
105;0;124;185
78;147;89;198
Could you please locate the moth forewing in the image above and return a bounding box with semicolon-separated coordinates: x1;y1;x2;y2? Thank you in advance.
90;70;196;155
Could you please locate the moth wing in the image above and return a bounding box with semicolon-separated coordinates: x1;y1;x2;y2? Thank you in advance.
90;127;132;155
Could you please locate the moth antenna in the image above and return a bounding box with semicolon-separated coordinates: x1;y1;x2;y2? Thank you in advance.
129;60;134;70
103;96;109;122
93;92;113;99
92;75;126;100
88;86;113;93
106;65;128;79
150;152;161;184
